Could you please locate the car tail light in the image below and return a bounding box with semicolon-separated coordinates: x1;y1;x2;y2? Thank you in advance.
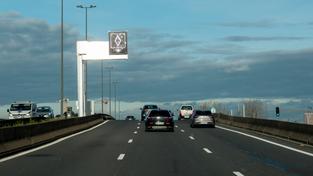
165;117;172;124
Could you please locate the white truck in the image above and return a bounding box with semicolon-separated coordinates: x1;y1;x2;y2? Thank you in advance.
7;101;38;119
178;105;194;120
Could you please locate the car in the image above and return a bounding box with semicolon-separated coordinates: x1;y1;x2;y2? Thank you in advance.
178;105;194;120
190;110;215;128
145;109;174;132
140;104;158;121
125;115;135;120
36;106;54;118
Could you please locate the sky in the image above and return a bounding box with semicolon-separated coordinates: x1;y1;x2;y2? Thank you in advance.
1;0;313;107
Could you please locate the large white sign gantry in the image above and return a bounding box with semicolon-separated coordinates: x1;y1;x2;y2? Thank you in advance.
76;31;128;117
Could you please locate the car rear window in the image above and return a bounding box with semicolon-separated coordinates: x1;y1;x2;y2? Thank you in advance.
144;105;158;109
195;111;212;115
181;106;193;110
149;110;170;117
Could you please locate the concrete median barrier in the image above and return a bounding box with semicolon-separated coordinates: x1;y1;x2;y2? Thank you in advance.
215;113;313;145
0;115;105;158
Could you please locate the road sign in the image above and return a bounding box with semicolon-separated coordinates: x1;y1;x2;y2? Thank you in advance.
109;31;128;55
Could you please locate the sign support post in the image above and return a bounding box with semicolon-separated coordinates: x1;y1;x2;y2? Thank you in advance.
76;31;128;117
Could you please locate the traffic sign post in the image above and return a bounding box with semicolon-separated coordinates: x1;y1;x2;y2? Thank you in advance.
76;32;128;117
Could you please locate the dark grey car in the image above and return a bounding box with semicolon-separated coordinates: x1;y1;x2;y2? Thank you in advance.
37;106;54;118
145;109;174;132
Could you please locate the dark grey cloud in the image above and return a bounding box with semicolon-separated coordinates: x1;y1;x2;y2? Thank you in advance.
223;36;307;42
0;12;79;104
85;27;313;102
1;13;313;105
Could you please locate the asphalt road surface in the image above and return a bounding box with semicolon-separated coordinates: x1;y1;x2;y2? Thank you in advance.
1;120;313;176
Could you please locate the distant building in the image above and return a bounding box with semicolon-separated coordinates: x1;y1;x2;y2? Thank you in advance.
304;112;313;125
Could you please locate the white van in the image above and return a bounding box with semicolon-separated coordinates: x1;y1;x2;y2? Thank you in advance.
7;101;38;119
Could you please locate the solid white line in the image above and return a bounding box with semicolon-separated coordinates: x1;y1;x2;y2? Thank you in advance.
203;148;212;154
233;171;244;176
189;136;195;140
180;129;185;133
0;120;109;163
134;131;138;134
117;153;125;160
128;139;133;144
216;125;313;157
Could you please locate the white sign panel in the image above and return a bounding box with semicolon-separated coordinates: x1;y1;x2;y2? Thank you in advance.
76;41;128;60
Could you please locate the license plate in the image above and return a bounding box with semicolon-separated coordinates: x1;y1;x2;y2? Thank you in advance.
152;126;166;129
155;121;164;125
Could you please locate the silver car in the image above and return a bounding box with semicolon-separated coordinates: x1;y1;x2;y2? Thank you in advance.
36;106;54;118
190;110;215;128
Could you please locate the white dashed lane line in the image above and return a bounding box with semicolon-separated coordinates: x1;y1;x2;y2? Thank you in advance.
189;136;195;140
180;129;185;133
117;154;125;161
137;123;141;125
175;125;178;128
134;131;138;134
128;139;133;144
137;126;140;129
233;171;244;176
203;148;213;154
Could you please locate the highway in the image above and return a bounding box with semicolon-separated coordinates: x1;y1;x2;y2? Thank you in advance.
1;120;313;176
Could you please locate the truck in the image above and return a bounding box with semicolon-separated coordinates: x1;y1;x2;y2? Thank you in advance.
7;101;38;119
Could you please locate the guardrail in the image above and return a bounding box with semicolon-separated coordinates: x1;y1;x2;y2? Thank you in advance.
215;113;313;145
0;117;49;128
0;114;113;158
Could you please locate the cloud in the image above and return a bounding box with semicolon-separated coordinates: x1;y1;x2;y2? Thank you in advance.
0;12;79;104
217;19;298;28
1;13;313;104
223;36;307;42
218;20;276;28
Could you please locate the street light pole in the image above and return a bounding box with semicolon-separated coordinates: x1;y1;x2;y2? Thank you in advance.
113;81;118;119
76;4;96;116
60;0;64;118
76;4;96;39
101;61;104;113
119;100;121;119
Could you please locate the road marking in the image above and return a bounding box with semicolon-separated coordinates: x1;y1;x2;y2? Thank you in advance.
189;136;195;140
137;126;140;129
217;125;313;157
203;148;212;154
233;171;244;176
128;139;133;144
117;154;125;160
134;131;138;134
180;129;185;133
0;120;110;163
137;123;141;125
175;125;178;128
